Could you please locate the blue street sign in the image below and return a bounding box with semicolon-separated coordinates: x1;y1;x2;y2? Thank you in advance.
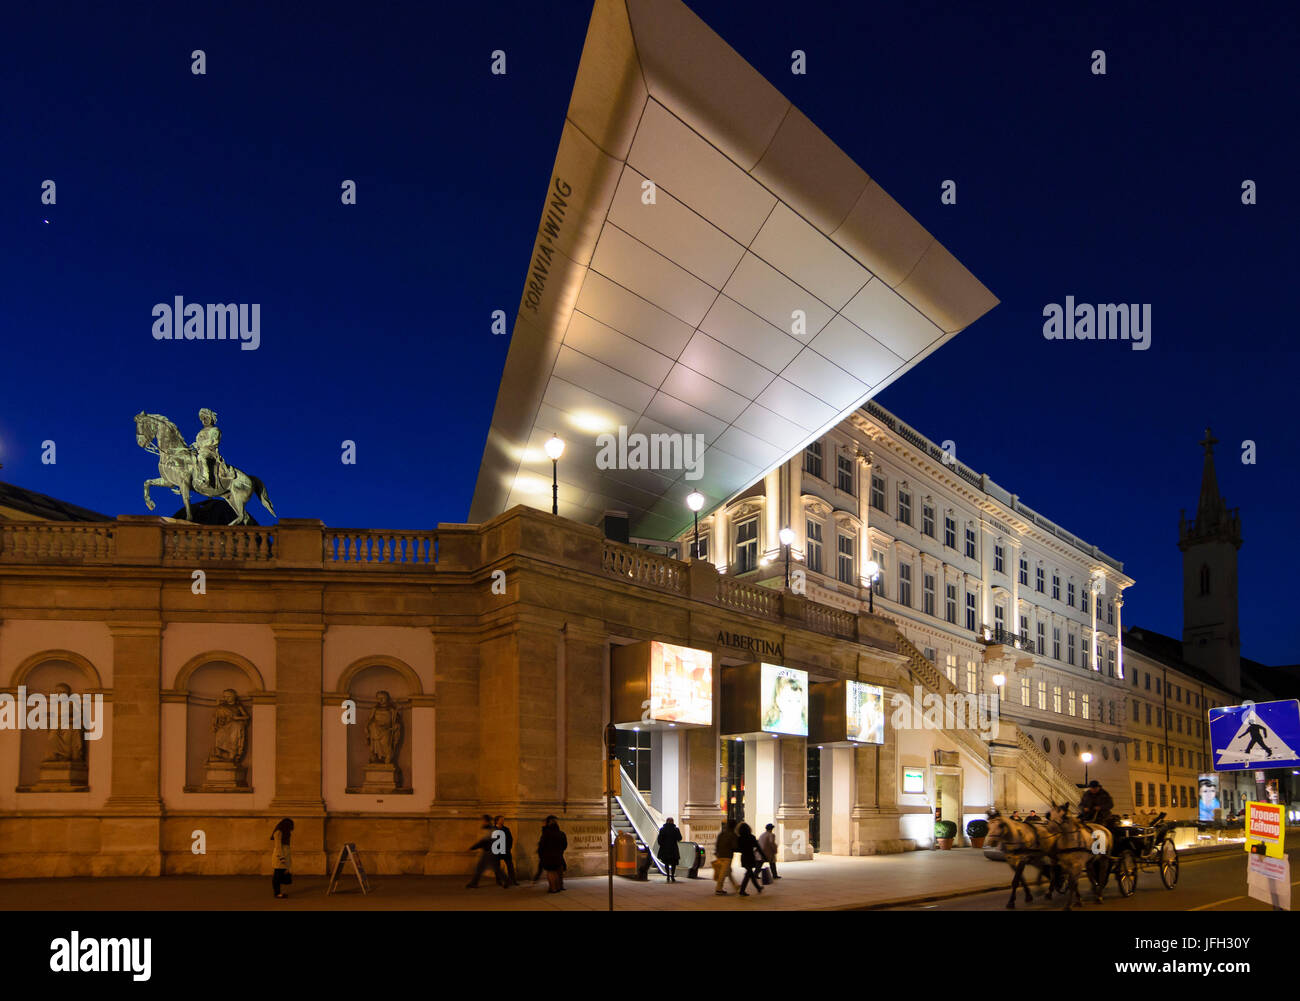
1209;699;1300;771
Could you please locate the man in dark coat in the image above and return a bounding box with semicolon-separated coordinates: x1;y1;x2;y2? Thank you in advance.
494;814;517;887
1079;780;1114;823
735;822;764;896
656;817;683;882
538;815;568;894
713;821;740;895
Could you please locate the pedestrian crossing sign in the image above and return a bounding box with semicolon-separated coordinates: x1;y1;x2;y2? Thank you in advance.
1209;700;1300;771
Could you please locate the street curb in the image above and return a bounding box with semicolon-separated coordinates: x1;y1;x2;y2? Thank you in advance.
826;843;1246;911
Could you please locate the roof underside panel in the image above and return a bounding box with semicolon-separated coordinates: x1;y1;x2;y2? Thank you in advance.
469;0;997;537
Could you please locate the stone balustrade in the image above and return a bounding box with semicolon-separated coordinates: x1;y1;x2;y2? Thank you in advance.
0;522;114;561
325;529;437;566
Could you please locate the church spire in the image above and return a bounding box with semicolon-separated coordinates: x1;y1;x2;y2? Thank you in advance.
1179;426;1240;551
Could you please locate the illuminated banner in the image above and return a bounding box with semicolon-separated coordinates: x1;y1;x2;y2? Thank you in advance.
809;679;887;747
760;663;808;736
846;681;885;745
611;641;713;729
1245;801;1285;860
1197;773;1221;822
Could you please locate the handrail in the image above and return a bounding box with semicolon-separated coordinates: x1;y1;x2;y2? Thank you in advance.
1012;726;1083;808
614;764;668;875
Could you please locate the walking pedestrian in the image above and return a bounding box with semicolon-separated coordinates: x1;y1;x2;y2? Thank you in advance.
494;814;518;886
270;817;294;899
713;821;740;895
656;817;683;882
758;822;780;879
467;814;505;888
736;822;764;896
538;814;568;893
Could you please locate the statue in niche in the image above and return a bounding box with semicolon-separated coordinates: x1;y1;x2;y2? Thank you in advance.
208;688;250;763
365;691;403;764
45;682;86;763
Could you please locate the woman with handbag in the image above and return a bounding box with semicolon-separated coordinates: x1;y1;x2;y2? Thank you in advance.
271;818;294;898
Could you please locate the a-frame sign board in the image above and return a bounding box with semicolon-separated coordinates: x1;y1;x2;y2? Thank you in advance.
327;843;372;895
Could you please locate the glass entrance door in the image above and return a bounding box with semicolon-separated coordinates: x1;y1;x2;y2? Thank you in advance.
807;744;821;852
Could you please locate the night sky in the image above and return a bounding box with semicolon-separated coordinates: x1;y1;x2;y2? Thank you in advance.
1;2;1295;664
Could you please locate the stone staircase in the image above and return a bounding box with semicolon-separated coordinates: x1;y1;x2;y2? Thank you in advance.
892;631;994;770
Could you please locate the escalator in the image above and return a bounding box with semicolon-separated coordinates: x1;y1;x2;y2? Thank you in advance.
613;763;670;876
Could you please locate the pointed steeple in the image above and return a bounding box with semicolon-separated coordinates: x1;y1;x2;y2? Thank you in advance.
1179;426;1240;551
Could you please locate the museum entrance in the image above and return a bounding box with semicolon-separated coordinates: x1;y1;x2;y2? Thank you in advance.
722;737;745;827
807;745;821;852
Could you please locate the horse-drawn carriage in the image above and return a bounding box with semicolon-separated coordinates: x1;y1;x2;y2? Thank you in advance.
1093;811;1180;897
987;806;1179;909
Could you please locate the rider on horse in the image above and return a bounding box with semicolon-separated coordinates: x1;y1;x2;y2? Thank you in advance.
191;408;226;489
1079;780;1114;825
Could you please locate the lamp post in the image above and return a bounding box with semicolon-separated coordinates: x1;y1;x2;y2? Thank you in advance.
544;435;565;516
1081;751;1093;786
864;559;881;613
686;491;704;559
779;526;794;589
992;673;1005;707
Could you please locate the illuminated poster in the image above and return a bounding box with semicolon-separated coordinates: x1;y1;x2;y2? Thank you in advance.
760;663;808;736
649;641;713;725
846;680;885;745
1198;773;1220;821
902;767;925;793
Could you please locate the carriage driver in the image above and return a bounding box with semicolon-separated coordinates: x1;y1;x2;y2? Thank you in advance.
1079;780;1114;824
192;408;224;488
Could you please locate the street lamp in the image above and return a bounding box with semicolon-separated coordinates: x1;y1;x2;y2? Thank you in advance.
779;526;794;589
864;559;881;613
686;491;705;558
544;434;565;516
1081;751;1093;786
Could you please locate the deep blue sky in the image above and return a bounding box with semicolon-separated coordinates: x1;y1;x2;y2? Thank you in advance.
1;1;1295;664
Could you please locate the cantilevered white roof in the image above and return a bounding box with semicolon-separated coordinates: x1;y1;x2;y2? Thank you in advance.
470;0;997;537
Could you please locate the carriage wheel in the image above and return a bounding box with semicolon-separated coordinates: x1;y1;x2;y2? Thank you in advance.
1117;850;1138;897
1159;839;1179;889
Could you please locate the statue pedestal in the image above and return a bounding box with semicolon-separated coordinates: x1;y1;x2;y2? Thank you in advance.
33;759;89;792
359;762;401;793
200;759;248;791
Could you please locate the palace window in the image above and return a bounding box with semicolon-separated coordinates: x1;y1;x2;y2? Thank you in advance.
1148;783;1156;807
923;573;936;616
696;534;709;562
1082;693;1090;720
944;583;957;624
924;646;936;664
1146;742;1153;762
1037;681;1046;710
1020;677;1030;706
944;516;956;549
805;519;823;574
1052;574;1060;600
898;563;912;607
839;454;856;494
1052;627;1061;661
1081;591;1089;614
964;527;976;559
871;548;886;596
965;592;976;632
1067;690;1076;716
1053;685;1062;713
966;661;977;694
922;504;935;538
1107;648;1115;675
1020;616;1030;647
837;534;855;585
870;472;886;510
1067;581;1075;607
1019;557;1029;586
735;518;758;574
1107;602;1114;625
1067;631;1076;666
1036;621;1046;655
945;654;958;685
994;543;1005;574
1159;785;1167;808
1135;782;1143;807
1145;704;1152;725
803;440;823;479
1082;635;1090;665
994;603;1006;633
898;489;912;527
1036;567;1045;593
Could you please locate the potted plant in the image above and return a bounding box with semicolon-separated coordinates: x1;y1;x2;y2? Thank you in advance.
966;819;989;849
934;820;957;850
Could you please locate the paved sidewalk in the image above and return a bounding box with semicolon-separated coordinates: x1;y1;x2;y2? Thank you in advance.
0;843;1243;912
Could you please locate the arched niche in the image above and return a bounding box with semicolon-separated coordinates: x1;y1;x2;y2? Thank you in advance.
341;657;417;794
14;654;101;792
180;655;262;792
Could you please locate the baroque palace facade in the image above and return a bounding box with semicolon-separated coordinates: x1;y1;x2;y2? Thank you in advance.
677;402;1284;829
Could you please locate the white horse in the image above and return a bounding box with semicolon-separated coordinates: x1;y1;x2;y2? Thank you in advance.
134;412;276;525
